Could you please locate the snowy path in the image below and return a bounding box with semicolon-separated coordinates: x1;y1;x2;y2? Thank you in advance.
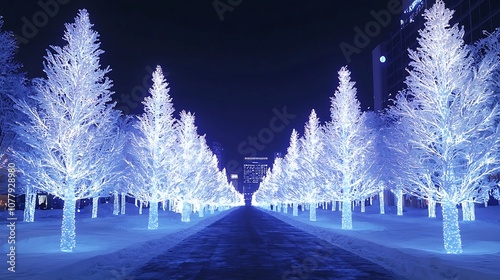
131;206;396;279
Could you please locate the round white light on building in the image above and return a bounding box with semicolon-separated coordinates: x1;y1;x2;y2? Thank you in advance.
380;56;386;63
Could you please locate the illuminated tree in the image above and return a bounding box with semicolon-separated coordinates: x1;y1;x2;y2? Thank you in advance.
0;17;25;154
129;65;178;230
323;66;378;229
283;129;302;216
90;116;130;218
390;1;500;254
298;110;324;221
13;10;121;252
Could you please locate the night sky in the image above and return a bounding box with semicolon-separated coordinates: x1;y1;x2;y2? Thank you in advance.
0;0;403;174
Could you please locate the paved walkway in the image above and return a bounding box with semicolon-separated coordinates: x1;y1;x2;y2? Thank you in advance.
132;206;396;279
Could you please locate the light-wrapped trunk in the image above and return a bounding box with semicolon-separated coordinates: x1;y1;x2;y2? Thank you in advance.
113;191;119;215
199;204;204;217
341;199;352;230
23;185;36;222
283;203;288;214
91;197;98;218
148;201;159;230
309;202;316;221
428;198;436;218
292;203;298;216
181;201;191;222
360;200;366;213
379;190;385;214
396;189;403;216
60;198;76;252
461;202;475;221
442;201;463;254
120;193;126;215
331;201;336;211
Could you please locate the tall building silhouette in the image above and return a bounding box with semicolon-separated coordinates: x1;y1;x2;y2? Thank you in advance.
243;156;269;204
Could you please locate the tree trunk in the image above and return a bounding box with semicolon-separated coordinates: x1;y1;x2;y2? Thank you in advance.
23;185;36;222
283;203;288;214
113;191;119;215
210;205;215;214
442;201;463;254
360;200;366;212
428;198;436;218
462;202;475;221
293;203;298;216
199;204;204;217
396;189;403;216
332;201;336;211
60;198;76;252
341;199;352;230
148;201;159;230
309;202;316;221
92;197;98;218
120;193;126;215
139;201;143;215
181;201;191;222
379;190;385;214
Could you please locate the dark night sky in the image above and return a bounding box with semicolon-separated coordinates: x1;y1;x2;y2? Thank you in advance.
0;0;403;174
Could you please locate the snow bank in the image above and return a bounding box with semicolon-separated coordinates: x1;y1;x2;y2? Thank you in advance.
262;203;500;280
0;202;235;279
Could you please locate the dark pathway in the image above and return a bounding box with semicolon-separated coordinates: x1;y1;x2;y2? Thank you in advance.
132;206;397;280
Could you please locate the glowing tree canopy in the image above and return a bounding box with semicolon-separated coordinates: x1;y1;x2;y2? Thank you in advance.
323;66;377;229
389;1;500;254
129;65;179;230
13;10;121;252
0;18;26;154
298;109;324;221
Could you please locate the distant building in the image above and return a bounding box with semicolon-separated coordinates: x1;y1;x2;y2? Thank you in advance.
373;0;500;112
212;141;225;171
230;174;240;192
243;156;269;204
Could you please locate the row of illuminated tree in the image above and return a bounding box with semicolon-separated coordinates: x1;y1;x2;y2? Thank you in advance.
0;10;243;252
253;1;500;254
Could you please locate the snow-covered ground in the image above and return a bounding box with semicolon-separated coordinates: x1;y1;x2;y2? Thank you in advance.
262;201;500;280
2;200;499;280
0;201;235;280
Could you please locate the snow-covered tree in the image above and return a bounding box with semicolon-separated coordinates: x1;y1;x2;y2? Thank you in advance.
90;115;129;218
282;129;302;216
0;17;25;155
389;1;500;254
13;10;121;252
255;156;284;209
128;65;178;230
298;110;324;221
175;111;209;222
323;66;378;230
